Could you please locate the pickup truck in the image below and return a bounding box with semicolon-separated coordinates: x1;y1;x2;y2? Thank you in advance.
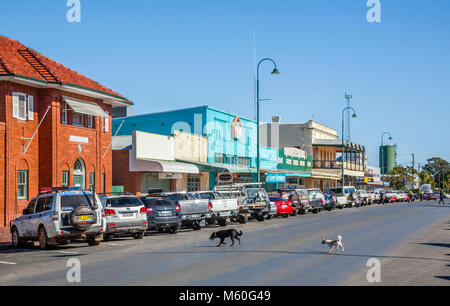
161;192;209;230
297;188;324;213
191;191;239;226
326;186;359;208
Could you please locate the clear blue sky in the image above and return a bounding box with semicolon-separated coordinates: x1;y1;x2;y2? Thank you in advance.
1;0;449;167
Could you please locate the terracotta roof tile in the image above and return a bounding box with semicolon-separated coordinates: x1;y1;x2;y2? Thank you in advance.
0;36;131;103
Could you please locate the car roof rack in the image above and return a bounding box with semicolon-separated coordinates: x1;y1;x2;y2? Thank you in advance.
97;192;135;197
40;186;81;194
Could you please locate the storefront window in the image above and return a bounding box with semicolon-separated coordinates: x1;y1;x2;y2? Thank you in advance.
187;176;201;192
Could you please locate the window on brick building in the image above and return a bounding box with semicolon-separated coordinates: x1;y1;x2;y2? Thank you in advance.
87;115;94;128
72;112;84;127
103;111;109;133
12;92;28;121
62;171;69;187
18;170;28;200
187;176;200;192
61;101;68;124
89;172;95;191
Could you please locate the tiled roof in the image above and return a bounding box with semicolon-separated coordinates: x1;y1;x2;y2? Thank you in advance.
0;36;131;104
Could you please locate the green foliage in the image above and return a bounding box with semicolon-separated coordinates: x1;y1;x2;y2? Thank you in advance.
385;165;417;190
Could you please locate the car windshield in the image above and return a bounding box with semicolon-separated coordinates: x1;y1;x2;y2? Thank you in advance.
106;197;143;207
197;193;215;200
307;189;321;195
247;189;267;199
269;196;283;201
164;193;190;201
60;193;95;211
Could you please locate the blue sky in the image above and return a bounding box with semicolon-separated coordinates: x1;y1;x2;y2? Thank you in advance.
1;0;449;167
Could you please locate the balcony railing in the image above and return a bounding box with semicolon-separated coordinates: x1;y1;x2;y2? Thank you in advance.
313;160;365;172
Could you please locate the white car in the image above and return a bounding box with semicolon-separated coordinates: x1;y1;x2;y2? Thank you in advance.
10;188;104;249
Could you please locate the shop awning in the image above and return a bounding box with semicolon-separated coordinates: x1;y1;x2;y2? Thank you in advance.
263;169;311;178
62;96;108;118
133;159;199;174
180;161;256;174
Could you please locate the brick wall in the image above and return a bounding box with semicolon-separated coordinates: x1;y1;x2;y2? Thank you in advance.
112;149;140;194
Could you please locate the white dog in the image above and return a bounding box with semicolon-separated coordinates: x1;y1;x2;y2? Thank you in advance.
322;235;345;254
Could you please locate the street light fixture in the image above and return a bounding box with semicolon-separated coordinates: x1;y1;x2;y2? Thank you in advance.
341;107;357;191
256;58;280;183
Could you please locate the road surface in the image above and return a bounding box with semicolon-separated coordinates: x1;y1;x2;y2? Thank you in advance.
1;201;449;286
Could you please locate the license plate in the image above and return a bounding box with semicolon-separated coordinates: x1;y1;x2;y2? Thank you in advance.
282;205;287;208
159;211;172;217
122;213;133;217
77;215;92;221
190;214;200;218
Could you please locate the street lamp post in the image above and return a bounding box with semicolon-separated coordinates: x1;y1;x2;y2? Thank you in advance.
256;58;279;183
341;107;357;191
380;132;393;175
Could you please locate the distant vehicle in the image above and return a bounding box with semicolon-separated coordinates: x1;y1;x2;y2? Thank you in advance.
357;190;371;206
191;191;239;226
277;189;309;215
269;196;294;218
327;186;358;208
297;188;323;214
99;193;148;240
162;192;210;230
140;197;182;234
384;190;398;203
323;194;336;211
420;184;433;194
422;193;438;201
11;187;105;249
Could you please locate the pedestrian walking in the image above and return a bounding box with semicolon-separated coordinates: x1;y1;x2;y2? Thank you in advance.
380;191;385;205
419;190;423;202
439;191;445;204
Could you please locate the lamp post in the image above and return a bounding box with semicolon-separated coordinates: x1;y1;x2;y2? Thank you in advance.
341;107;357;191
380;132;393;175
256;58;280;183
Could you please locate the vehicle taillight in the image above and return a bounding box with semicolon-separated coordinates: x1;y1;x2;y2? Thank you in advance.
140;207;147;214
104;209;116;216
147;207;153;214
51;211;59;221
176;204;181;212
208;201;213;213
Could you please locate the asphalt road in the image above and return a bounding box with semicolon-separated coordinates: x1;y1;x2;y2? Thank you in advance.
1;201;449;286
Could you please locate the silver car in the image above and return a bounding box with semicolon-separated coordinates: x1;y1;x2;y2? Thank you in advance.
99;194;148;240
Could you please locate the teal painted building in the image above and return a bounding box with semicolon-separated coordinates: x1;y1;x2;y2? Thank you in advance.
113;106;278;189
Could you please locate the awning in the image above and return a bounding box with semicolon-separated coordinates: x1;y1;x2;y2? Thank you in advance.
263;169;311;178
62;96;108;118
344;169;365;178
180;161;256;174
133;159;199;174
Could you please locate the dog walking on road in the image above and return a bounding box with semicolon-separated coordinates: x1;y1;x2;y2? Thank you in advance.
322;235;345;254
210;229;243;247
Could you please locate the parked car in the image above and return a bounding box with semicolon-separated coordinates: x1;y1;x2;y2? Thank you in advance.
99;193;148;240
297;188;323;213
396;191;407;202
269;196;294;218
384;190;398;203
161;192;210;230
277;189;309;215
327;186;358;208
368;192;380;204
323;194;336;211
423;193;438;201
191;191;239;226
11;187;105;249
139;196;182;234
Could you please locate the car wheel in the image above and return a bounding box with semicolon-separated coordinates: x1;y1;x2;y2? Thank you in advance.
282;214;288;218
299;209;306;215
132;231;145;239
11;227;25;249
238;215;248;224
38;226;48;250
218;219;228;227
192;223;202;230
257;215;265;222
87;235;100;246
170;226;179;234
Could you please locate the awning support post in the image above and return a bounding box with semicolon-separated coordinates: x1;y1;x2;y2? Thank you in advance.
22;106;51;154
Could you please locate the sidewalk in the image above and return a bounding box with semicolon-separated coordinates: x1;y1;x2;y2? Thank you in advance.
0;227;11;249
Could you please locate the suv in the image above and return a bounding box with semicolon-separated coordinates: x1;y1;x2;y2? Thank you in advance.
10;188;104;249
140;196;182;234
99;193;148;240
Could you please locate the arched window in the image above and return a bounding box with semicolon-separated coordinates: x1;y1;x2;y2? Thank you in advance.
73;158;86;189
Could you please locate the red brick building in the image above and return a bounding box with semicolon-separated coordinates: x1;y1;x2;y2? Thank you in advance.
0;36;132;229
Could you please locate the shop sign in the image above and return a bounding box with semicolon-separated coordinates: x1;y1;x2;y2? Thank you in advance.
159;173;182;180
266;173;286;184
217;172;233;184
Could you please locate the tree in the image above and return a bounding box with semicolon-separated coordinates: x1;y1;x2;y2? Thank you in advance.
385;165;417;190
423;157;449;191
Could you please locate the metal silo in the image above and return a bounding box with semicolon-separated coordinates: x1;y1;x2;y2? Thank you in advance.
379;145;397;175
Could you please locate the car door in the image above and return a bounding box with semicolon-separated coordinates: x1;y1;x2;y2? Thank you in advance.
35;196;54;234
20;198;37;238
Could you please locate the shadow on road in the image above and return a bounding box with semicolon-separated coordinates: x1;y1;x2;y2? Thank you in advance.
418;243;450;249
130;248;450;263
435;276;450;281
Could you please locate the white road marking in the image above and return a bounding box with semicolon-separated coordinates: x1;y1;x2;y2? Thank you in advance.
108;244;123;246
47;250;79;255
0;261;17;265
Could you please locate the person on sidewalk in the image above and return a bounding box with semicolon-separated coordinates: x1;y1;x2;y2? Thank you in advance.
439;191;445;204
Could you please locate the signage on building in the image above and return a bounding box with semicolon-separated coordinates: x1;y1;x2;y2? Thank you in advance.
232;117;244;140
158;173;182;180
367;166;381;183
266;173;287;184
216;172;233;184
70;135;89;143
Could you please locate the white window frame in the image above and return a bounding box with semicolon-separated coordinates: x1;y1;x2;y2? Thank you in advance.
12;92;28;121
87;115;93;128
61;100;68;124
103;111;109;133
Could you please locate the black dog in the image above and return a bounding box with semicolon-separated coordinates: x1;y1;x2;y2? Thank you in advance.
209;229;243;247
